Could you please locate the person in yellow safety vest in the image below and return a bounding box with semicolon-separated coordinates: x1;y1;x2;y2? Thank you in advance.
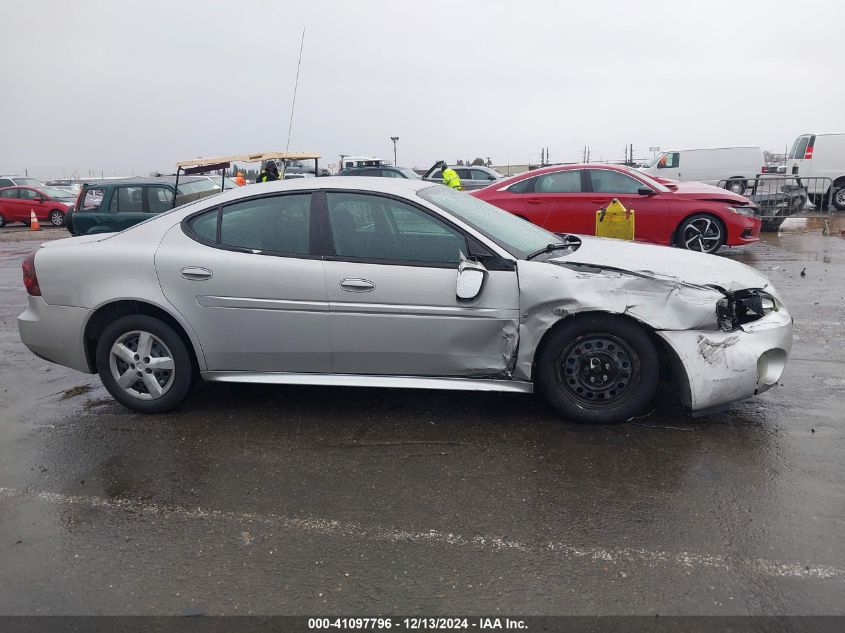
257;162;280;183
440;162;462;190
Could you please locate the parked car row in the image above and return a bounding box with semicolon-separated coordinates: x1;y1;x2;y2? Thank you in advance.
0;185;75;227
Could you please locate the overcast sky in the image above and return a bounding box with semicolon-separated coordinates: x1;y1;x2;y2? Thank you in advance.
1;0;843;178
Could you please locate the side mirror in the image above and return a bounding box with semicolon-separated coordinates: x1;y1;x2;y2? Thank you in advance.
637;187;656;196
456;256;487;300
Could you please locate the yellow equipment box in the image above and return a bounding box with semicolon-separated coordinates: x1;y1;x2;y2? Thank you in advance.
595;198;635;240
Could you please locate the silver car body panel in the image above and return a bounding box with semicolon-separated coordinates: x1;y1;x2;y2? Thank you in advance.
203;371;533;393
17;178;793;413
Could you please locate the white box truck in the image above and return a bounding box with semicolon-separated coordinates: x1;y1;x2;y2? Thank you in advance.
639;146;764;194
785;133;845;210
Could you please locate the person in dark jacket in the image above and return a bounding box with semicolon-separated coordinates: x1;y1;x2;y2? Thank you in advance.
257;161;280;182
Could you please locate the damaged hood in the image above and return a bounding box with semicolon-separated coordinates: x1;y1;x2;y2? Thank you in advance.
669;181;751;205
549;236;776;295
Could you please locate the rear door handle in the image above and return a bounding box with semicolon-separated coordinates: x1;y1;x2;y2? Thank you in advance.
340;278;375;292
526;198;543;205
180;266;213;280
590;198;608;204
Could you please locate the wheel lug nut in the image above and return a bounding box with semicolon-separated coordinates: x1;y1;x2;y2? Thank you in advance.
134;355;140;361
602;375;608;380
130;364;135;369
145;369;152;374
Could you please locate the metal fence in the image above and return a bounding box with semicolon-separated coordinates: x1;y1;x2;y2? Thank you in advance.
717;176;835;230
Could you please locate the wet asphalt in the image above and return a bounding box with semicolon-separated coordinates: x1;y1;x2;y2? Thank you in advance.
0;225;843;615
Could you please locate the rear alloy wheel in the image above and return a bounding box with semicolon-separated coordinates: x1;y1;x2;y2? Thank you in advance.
677;214;725;254
96;314;193;413
49;209;65;226
536;315;659;424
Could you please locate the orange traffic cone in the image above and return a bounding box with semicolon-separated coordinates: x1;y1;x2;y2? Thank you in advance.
30;210;41;231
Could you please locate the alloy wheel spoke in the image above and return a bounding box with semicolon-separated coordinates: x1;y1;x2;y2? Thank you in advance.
142;372;164;397
117;369;138;390
136;332;154;358
112;343;135;364
146;356;174;371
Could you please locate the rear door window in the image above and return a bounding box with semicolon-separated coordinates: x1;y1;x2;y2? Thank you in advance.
218;194;311;254
109;186;144;213
535;170;582;193
0;188;19;198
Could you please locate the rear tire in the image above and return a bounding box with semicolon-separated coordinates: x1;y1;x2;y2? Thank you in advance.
95;314;193;414
49;209;65;226
676;213;725;254
833;187;845;211
536;315;659;424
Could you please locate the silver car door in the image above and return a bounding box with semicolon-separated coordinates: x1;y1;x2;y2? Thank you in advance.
155;192;330;373
323;191;520;377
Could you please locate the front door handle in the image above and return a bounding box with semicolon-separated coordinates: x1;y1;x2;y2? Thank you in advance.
340;278;375;292
590;198;608;204
180;266;213;280
526;197;543;205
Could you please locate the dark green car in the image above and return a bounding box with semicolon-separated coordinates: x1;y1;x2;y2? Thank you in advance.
66;176;232;236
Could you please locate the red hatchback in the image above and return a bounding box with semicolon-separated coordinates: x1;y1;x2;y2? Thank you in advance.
471;164;761;254
0;186;76;228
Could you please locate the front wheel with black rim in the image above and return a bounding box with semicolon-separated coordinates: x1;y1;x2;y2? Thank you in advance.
677;213;725;254
536;315;659;424
95;314;193;413
49;209;65;226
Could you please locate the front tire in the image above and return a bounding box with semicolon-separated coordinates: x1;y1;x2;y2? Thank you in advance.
95;315;193;413
49;209;65;226
677;213;725;254
536;315;659;424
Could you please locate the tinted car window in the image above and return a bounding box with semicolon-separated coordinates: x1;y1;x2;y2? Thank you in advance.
471;169;495;181
0;189;18;198
188;209;218;242
536;170;582;193
588;170;644;194
428;169;442;180
19;188;39;200
327;192;466;264
0;179;13;187
507;177;536;194
220;194;311;254
147;186;174;213
456;169;472;179
110;186;144;213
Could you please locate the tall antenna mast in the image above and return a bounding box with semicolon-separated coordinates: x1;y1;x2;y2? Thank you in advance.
286;27;306;153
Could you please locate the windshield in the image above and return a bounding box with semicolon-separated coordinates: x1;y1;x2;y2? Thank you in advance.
177;179;220;195
15;178;42;187
627;168;670;192
640;153;664;169
418;185;564;259
37;186;75;199
398;168;421;179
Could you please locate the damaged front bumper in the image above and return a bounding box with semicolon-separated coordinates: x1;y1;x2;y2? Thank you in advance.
657;307;792;412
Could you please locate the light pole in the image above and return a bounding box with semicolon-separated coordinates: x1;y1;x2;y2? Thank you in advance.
390;137;399;166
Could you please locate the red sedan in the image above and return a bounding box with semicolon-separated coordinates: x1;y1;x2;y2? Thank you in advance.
470;164;761;254
0;186;76;227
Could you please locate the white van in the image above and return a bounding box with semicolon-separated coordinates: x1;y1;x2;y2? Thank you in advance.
639;146;764;194
785;133;845;210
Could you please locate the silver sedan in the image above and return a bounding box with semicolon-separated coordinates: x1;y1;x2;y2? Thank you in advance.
18;178;793;423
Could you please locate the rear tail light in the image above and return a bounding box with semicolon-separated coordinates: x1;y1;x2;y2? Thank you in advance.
804;136;815;159
22;251;41;296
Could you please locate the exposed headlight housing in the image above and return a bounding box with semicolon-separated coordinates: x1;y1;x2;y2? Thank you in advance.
717;289;778;330
728;206;757;217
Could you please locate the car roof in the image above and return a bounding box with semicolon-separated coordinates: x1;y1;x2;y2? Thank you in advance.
82;176;209;187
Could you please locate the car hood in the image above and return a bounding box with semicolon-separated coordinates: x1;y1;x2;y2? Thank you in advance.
664;180;750;205
549;235;775;295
